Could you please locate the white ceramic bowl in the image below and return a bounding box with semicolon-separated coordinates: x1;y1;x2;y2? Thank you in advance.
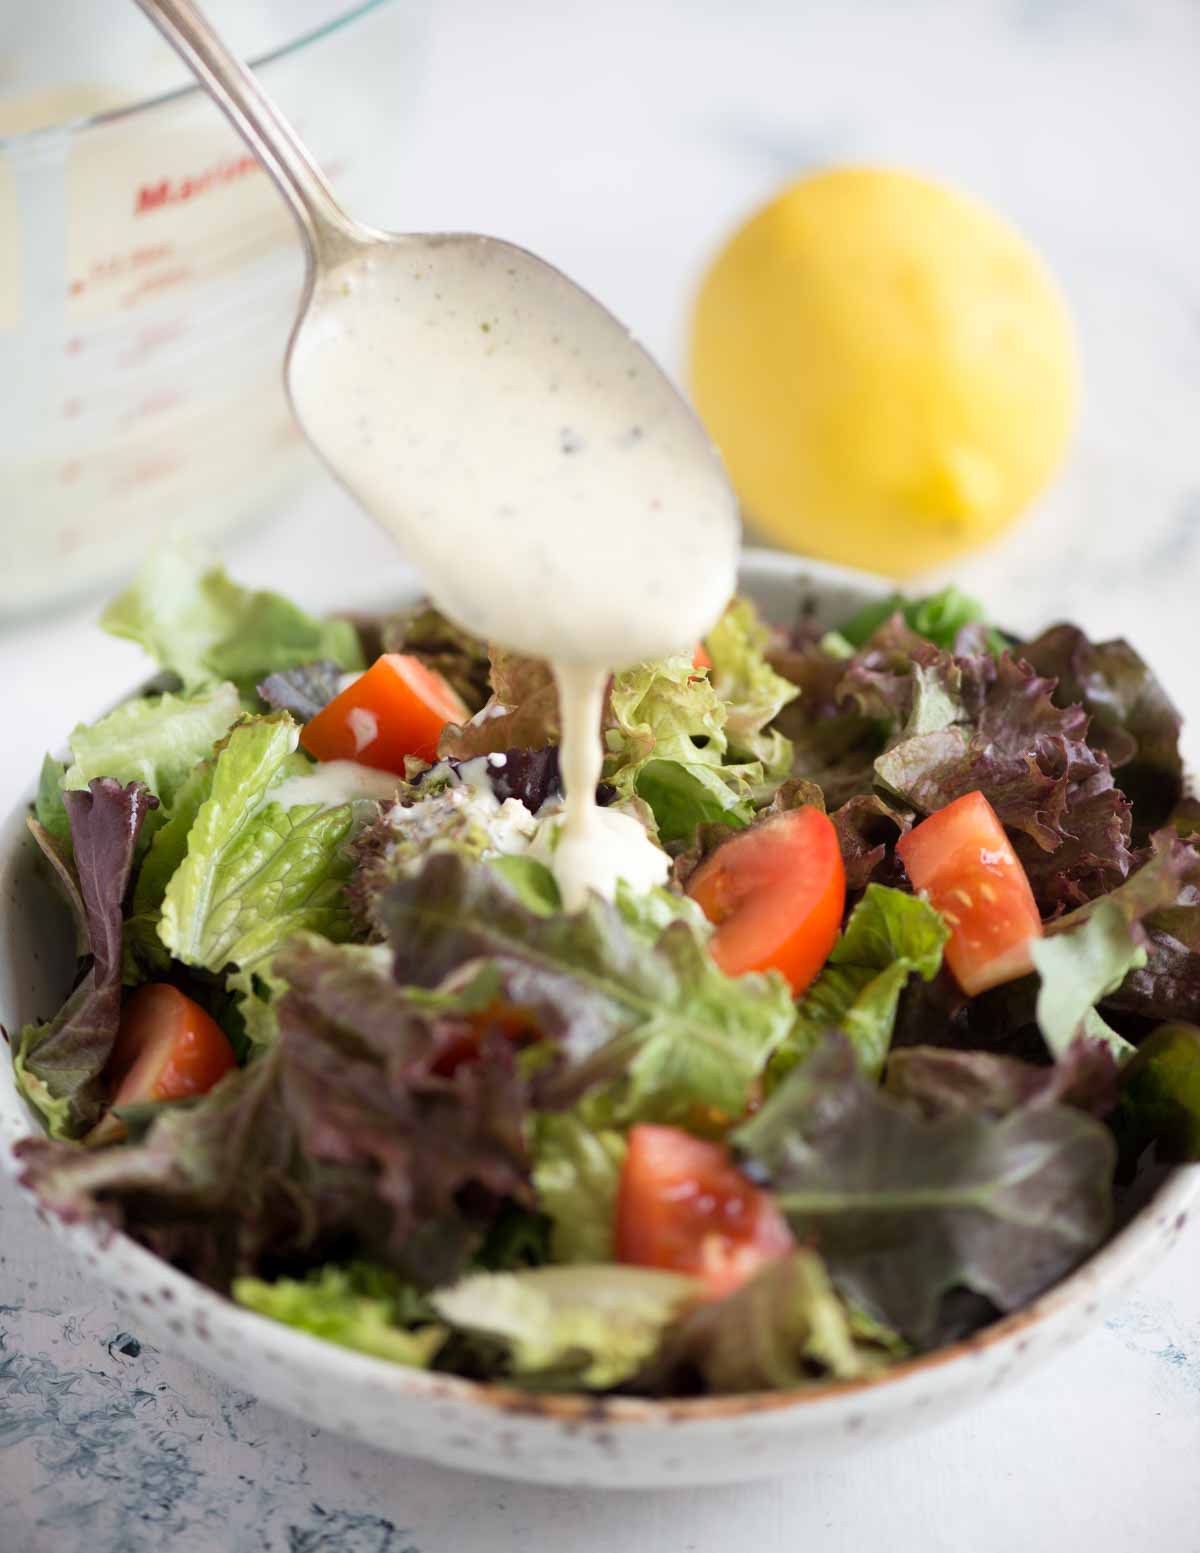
2;550;1196;1489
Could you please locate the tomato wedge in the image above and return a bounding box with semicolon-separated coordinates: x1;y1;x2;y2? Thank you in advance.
616;1124;793;1299
692;642;714;673
107;984;237;1109
686;806;845;993
429;1000;540;1077
896;790;1043;996
300;653;469;772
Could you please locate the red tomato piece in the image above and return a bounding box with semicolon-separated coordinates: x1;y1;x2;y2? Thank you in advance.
692;642;714;673
686;806;845;993
300;654;469;772
429;1001;539;1077
107;984;237;1108
896;790;1043;996
616;1124;793;1299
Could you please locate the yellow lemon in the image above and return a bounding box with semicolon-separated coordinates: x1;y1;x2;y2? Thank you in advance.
689;167;1078;577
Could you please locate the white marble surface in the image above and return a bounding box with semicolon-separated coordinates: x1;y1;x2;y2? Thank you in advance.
3;0;1200;1548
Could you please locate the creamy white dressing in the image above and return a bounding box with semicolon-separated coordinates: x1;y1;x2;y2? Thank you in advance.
386;771;542;857
347;706;379;753
528;807;671;901
288;236;738;905
270;759;403;811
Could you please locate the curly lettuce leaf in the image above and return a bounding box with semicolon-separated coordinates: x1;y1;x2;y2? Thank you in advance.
102;546;363;694
382;600;492;714
703;596;797;777
346;769;553;935
828;792;912;892
635;1248;898;1395
431;1265;699;1389
158;716;369;974
736;1036;1115;1343
1020;623;1183;834
18;932;532;1290
439;646;560;759
15;780;158;1138
769;639;893;809
875;652;1136;914
605;653;762;842
531;1112;626;1263
775;885;949;1083
233;1264;445;1367
382;851;796;1125
443;644;764;843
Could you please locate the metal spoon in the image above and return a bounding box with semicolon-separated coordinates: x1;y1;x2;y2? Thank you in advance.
131;0;738;663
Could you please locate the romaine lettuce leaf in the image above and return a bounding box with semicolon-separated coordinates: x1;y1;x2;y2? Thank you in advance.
775;885;948;1082
15;780;158;1138
61;683;242;812
102;546;363;694
431;1265;700;1389
158;715;368;974
736;1036;1115;1343
635;1248;897;1394
531;1112;626;1263
233;1264;445;1367
382;850;796;1125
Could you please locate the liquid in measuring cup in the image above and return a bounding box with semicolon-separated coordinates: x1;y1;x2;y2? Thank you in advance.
0;1;425;616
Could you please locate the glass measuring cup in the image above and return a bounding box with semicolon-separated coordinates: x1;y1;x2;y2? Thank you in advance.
0;0;427;618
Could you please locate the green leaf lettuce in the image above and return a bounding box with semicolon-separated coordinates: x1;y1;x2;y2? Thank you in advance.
234;1264;445;1367
102;545;363;694
431;1264;699;1389
776;884;949;1082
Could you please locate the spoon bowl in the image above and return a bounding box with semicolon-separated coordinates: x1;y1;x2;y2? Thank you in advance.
134;0;739;665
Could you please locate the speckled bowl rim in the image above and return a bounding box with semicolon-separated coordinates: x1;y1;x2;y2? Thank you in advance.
2;547;1197;1431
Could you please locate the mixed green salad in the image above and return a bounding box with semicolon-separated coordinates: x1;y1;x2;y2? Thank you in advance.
12;547;1200;1397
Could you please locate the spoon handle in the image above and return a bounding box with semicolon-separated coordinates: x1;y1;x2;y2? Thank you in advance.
133;0;369;269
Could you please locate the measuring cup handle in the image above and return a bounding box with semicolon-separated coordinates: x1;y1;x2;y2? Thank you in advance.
132;0;371;271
